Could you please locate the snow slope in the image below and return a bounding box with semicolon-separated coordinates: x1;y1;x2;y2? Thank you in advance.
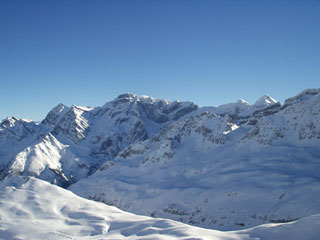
0;176;319;240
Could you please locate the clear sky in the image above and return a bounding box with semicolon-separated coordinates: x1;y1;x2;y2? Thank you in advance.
1;0;319;121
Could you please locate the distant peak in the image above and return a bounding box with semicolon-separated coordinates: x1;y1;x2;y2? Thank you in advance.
71;104;93;111
41;103;70;126
237;99;249;105
112;93;161;106
116;93;158;102
6;116;18;121
139;95;155;100
54;103;68;113
116;93;136;100
56;103;65;107
0;116;19;127
254;95;278;107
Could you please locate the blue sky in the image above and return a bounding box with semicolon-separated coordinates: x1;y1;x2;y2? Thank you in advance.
1;0;319;121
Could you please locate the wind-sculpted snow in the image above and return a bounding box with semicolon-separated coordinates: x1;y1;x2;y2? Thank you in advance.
0;177;319;240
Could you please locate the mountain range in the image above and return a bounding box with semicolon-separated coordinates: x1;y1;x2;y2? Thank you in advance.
0;88;320;238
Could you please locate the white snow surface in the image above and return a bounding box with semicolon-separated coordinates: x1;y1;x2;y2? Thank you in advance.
0;176;319;240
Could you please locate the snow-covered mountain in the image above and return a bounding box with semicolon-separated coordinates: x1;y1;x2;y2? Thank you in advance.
0;93;197;186
1;88;320;234
200;94;280;125
1;176;319;240
69;89;320;230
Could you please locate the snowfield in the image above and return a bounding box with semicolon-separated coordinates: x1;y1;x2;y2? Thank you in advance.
0;177;319;240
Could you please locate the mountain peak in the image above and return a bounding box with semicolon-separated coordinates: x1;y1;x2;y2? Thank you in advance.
115;93;159;103
116;93;136;100
41;103;70;127
254;95;278;107
54;103;68;113
0;116;18;127
237;99;249;105
111;93;140;106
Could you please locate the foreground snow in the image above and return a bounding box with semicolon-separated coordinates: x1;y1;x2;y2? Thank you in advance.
0;177;319;240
